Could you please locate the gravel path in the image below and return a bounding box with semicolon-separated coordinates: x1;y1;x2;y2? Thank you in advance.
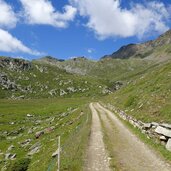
94;102;171;171
84;103;110;171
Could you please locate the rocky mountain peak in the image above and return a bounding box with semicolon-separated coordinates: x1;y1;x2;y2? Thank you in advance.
102;29;171;60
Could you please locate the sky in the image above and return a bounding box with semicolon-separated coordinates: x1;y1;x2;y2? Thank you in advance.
0;0;171;60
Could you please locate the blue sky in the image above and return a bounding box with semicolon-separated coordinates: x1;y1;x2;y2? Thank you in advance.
0;0;171;60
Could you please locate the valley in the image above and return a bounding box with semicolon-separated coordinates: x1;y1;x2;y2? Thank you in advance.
0;30;171;171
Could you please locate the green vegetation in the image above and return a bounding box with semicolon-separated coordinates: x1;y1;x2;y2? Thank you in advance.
102;60;171;123
0;59;105;99
0;97;91;171
1;29;171;170
8;158;31;171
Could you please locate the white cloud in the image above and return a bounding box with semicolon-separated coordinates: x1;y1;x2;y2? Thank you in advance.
20;0;77;28
0;0;18;28
87;48;95;54
0;1;44;56
0;29;42;56
71;0;170;39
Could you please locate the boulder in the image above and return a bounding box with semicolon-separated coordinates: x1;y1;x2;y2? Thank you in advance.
155;126;171;138
166;138;171;151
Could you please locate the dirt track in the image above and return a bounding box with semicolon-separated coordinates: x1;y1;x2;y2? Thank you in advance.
85;102;171;171
84;103;110;171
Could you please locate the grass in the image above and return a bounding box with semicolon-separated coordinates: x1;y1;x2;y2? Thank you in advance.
102;60;171;123
0;60;106;99
0;97;92;171
0;56;153;99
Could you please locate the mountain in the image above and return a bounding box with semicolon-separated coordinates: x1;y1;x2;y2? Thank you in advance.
0;56;110;99
1;30;171;171
103;29;171;61
1;30;171;99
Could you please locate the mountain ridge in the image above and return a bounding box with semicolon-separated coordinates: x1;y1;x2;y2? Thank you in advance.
102;29;171;60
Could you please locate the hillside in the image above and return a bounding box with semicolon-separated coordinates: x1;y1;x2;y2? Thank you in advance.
0;29;171;171
1;30;171;100
103;29;171;61
0;56;153;99
102;59;171;123
0;56;109;99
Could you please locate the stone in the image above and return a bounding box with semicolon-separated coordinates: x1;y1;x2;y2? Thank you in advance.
160;136;167;141
28;147;40;156
143;123;152;130
28;142;41;155
160;123;171;129
5;153;16;160
27;114;33;117
5;153;10;160
9;122;15;125
49;89;57;96
44;127;54;133
10;154;16;160
28;128;33;134
7;145;14;151
52;148;61;158
166;138;171;151
151;122;159;127
52;149;59;157
20;139;31;147
152;126;156;129
155;126;171;138
35;130;44;139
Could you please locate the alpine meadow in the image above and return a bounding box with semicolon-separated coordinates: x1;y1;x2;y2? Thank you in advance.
0;0;171;171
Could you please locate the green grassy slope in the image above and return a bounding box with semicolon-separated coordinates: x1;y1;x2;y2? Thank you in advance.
102;60;171;123
0;97;92;171
0;57;108;99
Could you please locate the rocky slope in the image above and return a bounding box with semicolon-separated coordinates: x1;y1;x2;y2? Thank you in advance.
1;30;171;99
103;29;171;61
0;56;110;99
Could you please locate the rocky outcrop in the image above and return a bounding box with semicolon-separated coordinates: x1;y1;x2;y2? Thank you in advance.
105;103;171;152
102;29;171;60
0;57;31;71
0;73;17;91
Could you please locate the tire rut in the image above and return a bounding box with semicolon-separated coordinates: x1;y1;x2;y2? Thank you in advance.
84;103;110;171
94;102;171;171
